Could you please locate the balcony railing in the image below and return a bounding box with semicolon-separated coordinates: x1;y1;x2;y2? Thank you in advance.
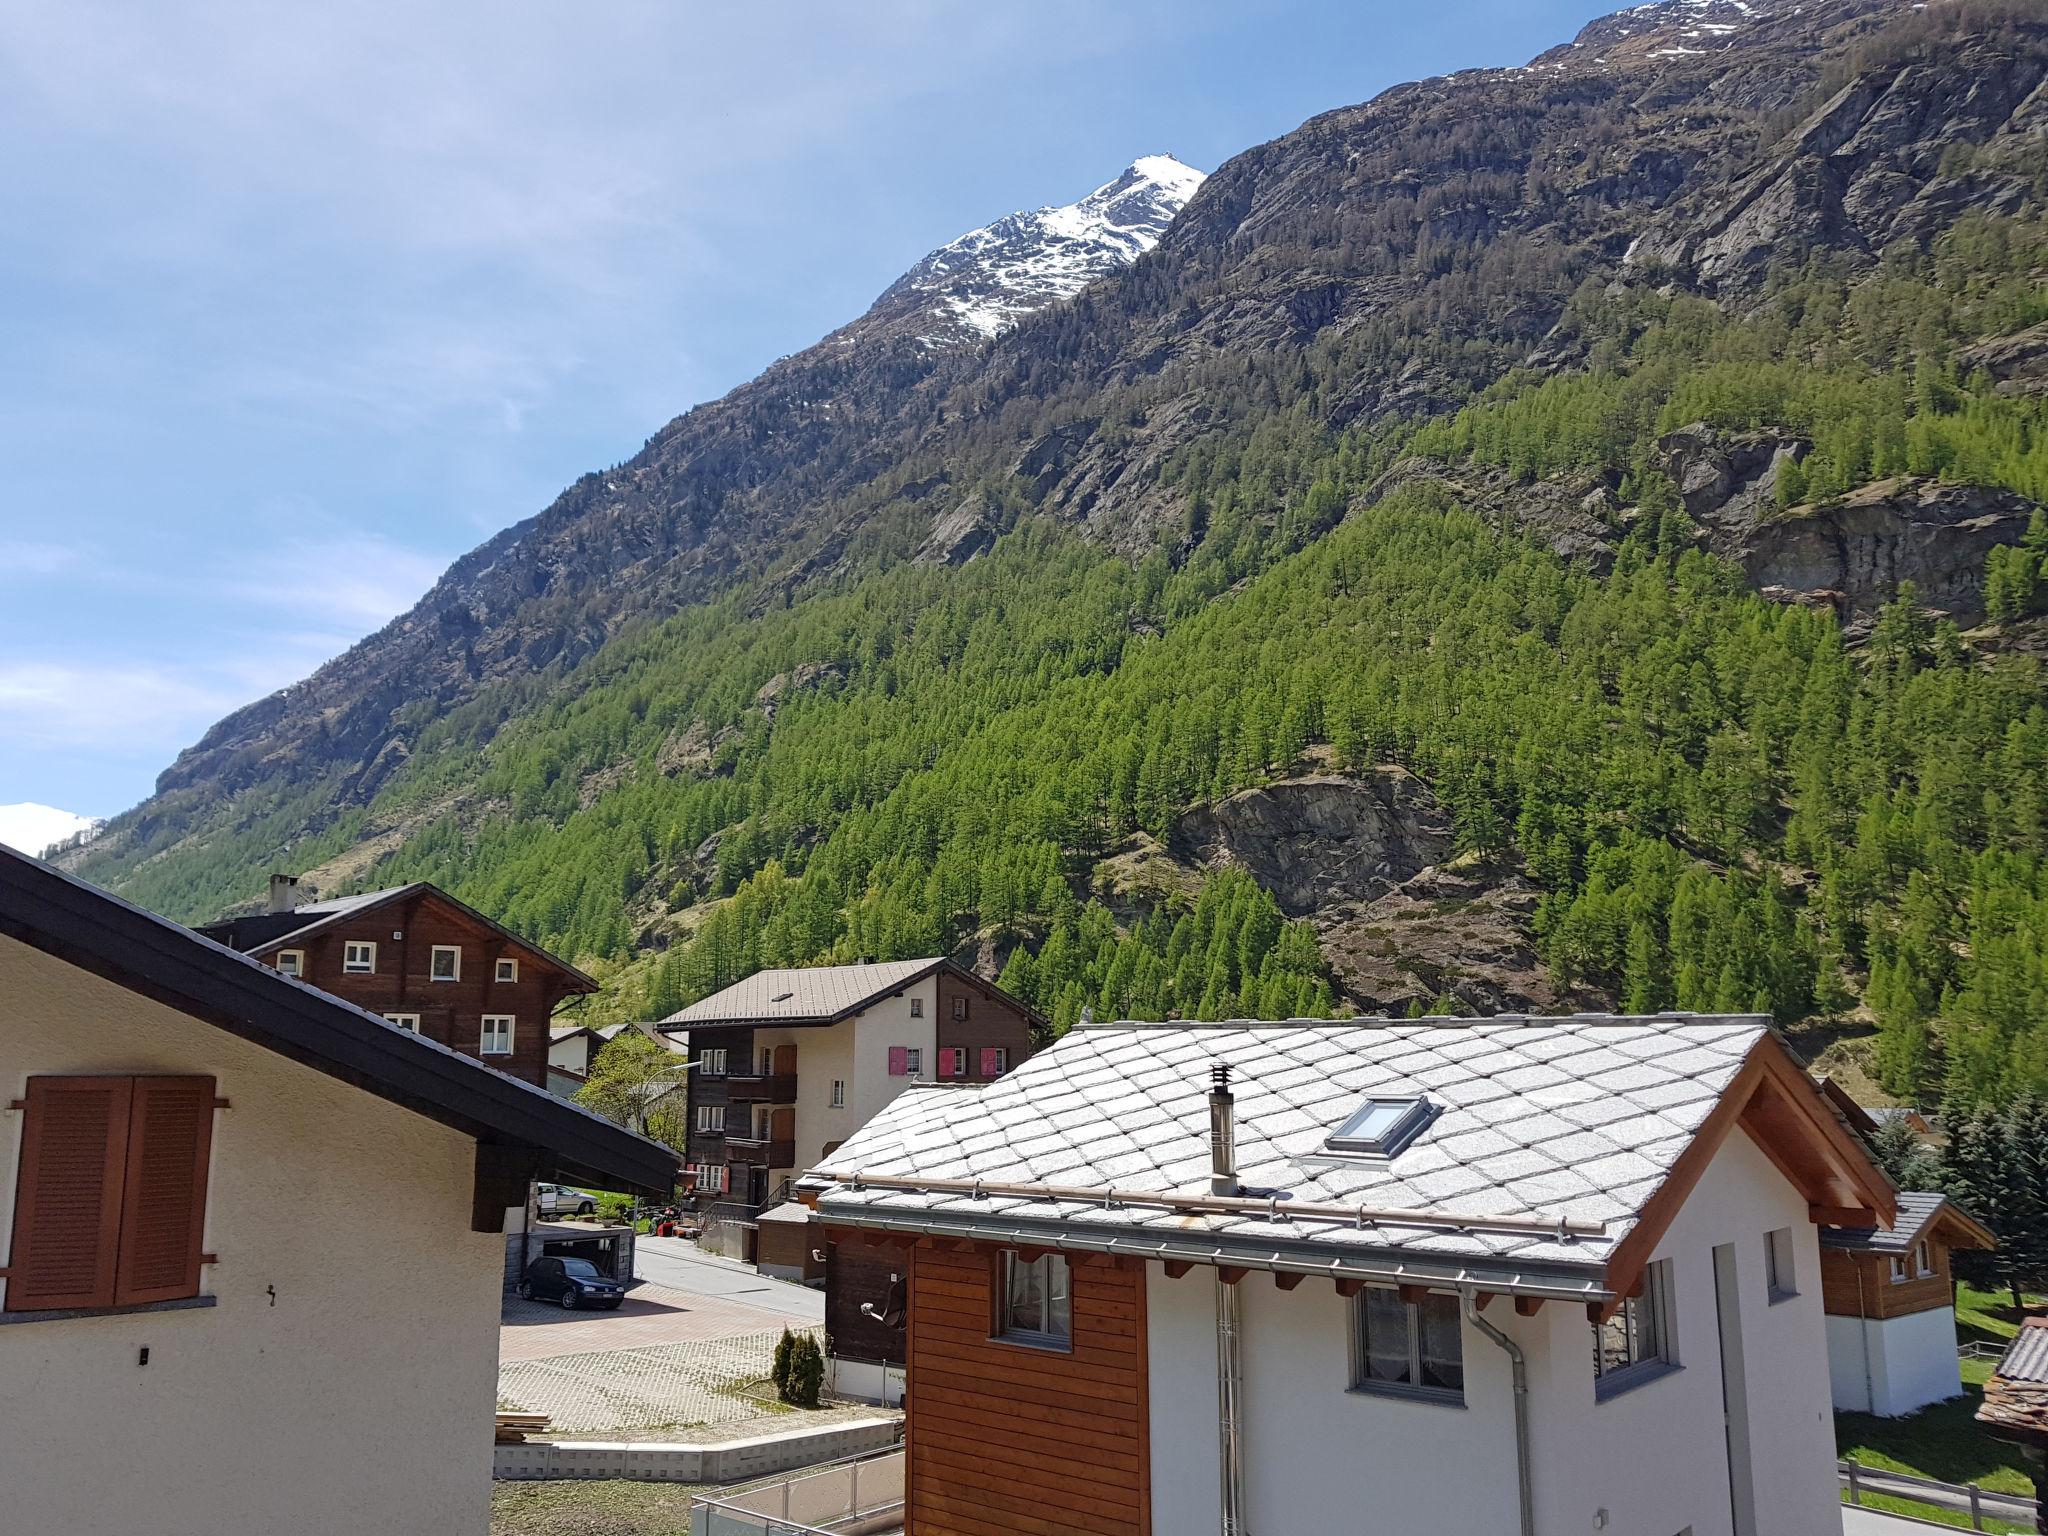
724;1072;798;1105
726;1134;797;1168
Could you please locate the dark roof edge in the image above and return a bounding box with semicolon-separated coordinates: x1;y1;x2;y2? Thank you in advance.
235;882;600;993
0;849;674;1196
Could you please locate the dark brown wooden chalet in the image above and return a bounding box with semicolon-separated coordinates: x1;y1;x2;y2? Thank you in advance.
199;876;595;1089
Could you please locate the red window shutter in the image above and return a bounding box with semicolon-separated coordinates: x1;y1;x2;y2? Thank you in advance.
887;1046;907;1077
980;1048;1002;1077
113;1076;216;1306
6;1076;132;1311
936;1048;954;1077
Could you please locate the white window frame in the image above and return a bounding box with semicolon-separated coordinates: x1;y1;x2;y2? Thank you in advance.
1593;1259;1679;1400
831;1079;845;1108
909;997;923;1018
343;940;377;974
904;1047;922;1078
1350;1285;1465;1404
695;1104;726;1134
430;944;461;982
275;949;305;978
989;1047;1009;1075
495;957;518;983
1765;1227;1797;1303
996;1251;1072;1350
384;1013;421;1032
952;995;968;1022
697;1048;727;1076
480;1014;514;1056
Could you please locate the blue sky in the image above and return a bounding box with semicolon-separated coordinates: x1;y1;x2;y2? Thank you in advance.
0;0;1607;822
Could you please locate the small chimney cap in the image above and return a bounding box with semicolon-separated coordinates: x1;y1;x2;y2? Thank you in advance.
1211;1063;1232;1094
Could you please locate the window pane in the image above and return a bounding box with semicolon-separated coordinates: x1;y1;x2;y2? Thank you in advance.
1006;1255;1045;1334
1635;1287;1661;1363
1046;1258;1071;1340
1417;1292;1464;1392
1363;1288;1412;1385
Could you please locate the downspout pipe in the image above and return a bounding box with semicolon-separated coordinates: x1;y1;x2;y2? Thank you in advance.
1463;1289;1533;1536
1216;1269;1248;1536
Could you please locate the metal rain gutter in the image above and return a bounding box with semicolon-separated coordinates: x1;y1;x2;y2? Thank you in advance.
1464;1288;1534;1536
815;1206;1612;1304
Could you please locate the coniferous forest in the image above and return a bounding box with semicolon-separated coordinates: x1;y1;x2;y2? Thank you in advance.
64;0;2048;1120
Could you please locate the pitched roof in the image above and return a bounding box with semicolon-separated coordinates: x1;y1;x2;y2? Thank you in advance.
1819;1189;1994;1254
657;957;949;1028
806;1013;1891;1304
1980;1318;2048;1444
197;881;598;992
1;847;676;1197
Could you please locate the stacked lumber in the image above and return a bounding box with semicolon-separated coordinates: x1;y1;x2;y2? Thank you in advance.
494;1411;551;1445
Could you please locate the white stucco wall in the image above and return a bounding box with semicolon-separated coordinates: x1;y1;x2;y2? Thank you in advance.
756;975;938;1177
1146;1128;1841;1536
1827;1305;1964;1417
1147;1262;1522;1534
0;936;506;1536
1532;1127;1841;1536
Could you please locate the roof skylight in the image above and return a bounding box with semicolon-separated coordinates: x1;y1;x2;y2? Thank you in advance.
1326;1096;1433;1158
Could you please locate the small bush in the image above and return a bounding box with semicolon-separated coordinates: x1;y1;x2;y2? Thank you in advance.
772;1328;796;1400
784;1334;824;1409
595;1192;636;1224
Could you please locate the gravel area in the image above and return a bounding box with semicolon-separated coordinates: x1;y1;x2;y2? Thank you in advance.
497;1326;826;1435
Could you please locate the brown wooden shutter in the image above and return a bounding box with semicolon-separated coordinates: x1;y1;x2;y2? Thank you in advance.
113;1076;216;1306
6;1076;133;1311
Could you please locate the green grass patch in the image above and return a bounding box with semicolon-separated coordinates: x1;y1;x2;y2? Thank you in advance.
1837;1358;2035;1496
1842;1487;2029;1533
491;1480;702;1536
1957;1283;2045;1349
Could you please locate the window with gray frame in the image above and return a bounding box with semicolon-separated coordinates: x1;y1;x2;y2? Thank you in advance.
1351;1286;1464;1402
1765;1227;1797;1302
1594;1259;1677;1397
997;1252;1071;1348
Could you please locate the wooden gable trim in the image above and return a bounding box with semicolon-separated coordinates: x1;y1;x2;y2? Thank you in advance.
1600;1034;1895;1319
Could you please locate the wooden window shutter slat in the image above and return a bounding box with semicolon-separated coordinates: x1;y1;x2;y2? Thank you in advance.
6;1076;132;1311
113;1076;216;1307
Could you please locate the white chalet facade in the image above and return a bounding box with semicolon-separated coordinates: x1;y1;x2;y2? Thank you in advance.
804;1012;1895;1536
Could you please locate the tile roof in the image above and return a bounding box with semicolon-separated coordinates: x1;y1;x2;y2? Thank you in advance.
1818;1190;1956;1254
658;958;945;1027
809;1013;1775;1298
1980;1319;2048;1440
289;885;412;916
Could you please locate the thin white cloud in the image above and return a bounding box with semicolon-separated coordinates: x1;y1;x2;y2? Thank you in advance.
226;532;448;632
0;541;84;578
0;661;255;752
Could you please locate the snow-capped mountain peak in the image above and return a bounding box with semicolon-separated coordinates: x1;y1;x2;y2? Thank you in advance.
869;154;1208;346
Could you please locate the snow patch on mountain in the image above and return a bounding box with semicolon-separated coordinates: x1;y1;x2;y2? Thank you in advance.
0;802;101;857
872;154;1207;346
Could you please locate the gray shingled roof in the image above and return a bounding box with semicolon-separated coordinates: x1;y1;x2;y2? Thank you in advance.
1819;1190;1954;1254
809;1013;1776;1299
289;886;411;916
2002;1321;2048;1386
658;958;944;1027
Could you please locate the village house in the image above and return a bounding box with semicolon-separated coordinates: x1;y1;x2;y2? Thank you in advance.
198;874;596;1088
803;1011;1895;1536
1818;1189;1994;1416
0;847;677;1536
656;957;1038;1212
660;957;1038;1402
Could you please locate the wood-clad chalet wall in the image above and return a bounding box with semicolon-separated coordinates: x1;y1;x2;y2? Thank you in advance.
933;971;1037;1082
899;1238;1149;1536
280;893;577;1088
1819;1240;1954;1319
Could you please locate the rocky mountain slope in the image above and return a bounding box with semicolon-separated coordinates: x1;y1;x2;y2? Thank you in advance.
65;0;2048;1097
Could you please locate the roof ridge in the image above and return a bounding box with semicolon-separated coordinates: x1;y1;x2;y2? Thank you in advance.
1076;1011;1774;1032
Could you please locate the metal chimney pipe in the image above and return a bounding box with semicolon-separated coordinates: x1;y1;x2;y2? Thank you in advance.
1209;1063;1237;1197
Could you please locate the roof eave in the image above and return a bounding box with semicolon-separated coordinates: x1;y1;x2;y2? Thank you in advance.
816;1201;1611;1302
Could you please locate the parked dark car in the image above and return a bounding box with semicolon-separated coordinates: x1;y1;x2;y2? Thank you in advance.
518;1255;625;1310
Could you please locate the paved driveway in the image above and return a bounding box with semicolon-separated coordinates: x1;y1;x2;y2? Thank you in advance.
501;1281;799;1363
634;1235;825;1323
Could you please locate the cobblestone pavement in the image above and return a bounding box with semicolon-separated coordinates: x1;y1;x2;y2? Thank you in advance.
497;1326;828;1435
500;1281;801;1363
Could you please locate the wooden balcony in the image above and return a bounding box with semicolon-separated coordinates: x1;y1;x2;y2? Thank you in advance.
726;1134;797;1168
724;1072;798;1105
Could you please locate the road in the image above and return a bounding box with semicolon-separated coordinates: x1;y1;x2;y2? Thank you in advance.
634;1233;825;1324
